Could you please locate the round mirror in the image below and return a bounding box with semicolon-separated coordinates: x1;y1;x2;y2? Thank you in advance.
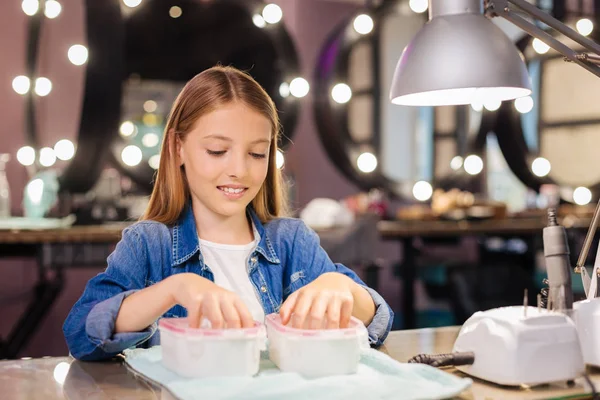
14;1;123;195
109;0;302;192
313;1;490;203
22;0;303;197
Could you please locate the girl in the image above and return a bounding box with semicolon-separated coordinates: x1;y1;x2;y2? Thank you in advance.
63;66;393;361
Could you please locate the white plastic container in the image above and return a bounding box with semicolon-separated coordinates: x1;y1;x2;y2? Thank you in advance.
265;314;369;377
158;318;266;378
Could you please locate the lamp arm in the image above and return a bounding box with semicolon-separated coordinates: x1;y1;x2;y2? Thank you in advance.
488;0;600;274
486;0;600;78
507;0;600;54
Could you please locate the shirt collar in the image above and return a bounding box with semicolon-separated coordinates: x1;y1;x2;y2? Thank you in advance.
171;202;280;267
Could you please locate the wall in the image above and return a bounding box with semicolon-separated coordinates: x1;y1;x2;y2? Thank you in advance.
280;0;363;209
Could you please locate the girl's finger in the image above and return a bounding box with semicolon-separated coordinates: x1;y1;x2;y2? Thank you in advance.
326;296;342;329
220;298;242;329
290;291;314;329
203;294;224;329
280;291;299;325
308;294;329;330
234;298;255;328
186;297;203;329
340;295;353;328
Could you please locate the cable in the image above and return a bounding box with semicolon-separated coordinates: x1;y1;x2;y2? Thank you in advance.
583;372;599;400
408;352;475;368
410;351;597;399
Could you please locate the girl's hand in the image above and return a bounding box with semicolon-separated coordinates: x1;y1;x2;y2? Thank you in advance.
279;272;354;329
169;273;255;329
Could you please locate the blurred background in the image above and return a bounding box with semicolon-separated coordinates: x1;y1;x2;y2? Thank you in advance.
2;0;600;359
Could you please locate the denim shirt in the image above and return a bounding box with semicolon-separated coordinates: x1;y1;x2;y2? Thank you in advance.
63;204;394;361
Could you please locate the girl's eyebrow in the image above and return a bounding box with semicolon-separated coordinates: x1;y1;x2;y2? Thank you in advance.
202;134;231;141
203;134;270;144
250;138;271;144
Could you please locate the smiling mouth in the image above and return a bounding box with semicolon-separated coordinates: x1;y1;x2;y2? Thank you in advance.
217;186;248;195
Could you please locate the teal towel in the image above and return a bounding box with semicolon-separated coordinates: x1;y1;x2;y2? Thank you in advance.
124;346;471;400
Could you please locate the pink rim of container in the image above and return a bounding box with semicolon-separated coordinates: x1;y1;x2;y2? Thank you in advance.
159;317;262;337
265;314;361;337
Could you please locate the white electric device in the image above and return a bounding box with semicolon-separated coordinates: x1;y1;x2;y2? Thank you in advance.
574;258;600;368
452;306;585;386
574;298;600;368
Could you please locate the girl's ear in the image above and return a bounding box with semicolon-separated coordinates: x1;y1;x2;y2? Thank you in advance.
170;129;184;166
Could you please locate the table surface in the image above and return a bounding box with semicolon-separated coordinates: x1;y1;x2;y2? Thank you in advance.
0;217;373;245
377;216;593;238
0;215;592;244
0;223;131;244
1;326;597;400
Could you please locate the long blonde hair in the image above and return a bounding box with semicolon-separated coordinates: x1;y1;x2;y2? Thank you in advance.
141;66;287;225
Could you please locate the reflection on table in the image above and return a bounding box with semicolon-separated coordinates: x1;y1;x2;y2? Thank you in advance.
1;327;597;400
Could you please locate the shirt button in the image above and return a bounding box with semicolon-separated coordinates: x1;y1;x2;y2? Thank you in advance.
251;256;258;263
260;285;267;293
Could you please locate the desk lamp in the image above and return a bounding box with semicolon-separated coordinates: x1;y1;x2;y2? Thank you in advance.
396;0;600;388
390;0;600;106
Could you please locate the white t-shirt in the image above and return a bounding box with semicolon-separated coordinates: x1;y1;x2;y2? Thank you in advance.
198;237;265;323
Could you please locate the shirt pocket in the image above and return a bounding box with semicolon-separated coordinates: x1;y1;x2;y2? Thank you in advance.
283;269;305;296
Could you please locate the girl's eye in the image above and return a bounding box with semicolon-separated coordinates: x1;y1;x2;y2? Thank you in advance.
206;150;226;156
250;153;266;159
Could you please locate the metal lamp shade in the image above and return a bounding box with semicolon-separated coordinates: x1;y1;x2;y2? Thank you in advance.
390;12;532;106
